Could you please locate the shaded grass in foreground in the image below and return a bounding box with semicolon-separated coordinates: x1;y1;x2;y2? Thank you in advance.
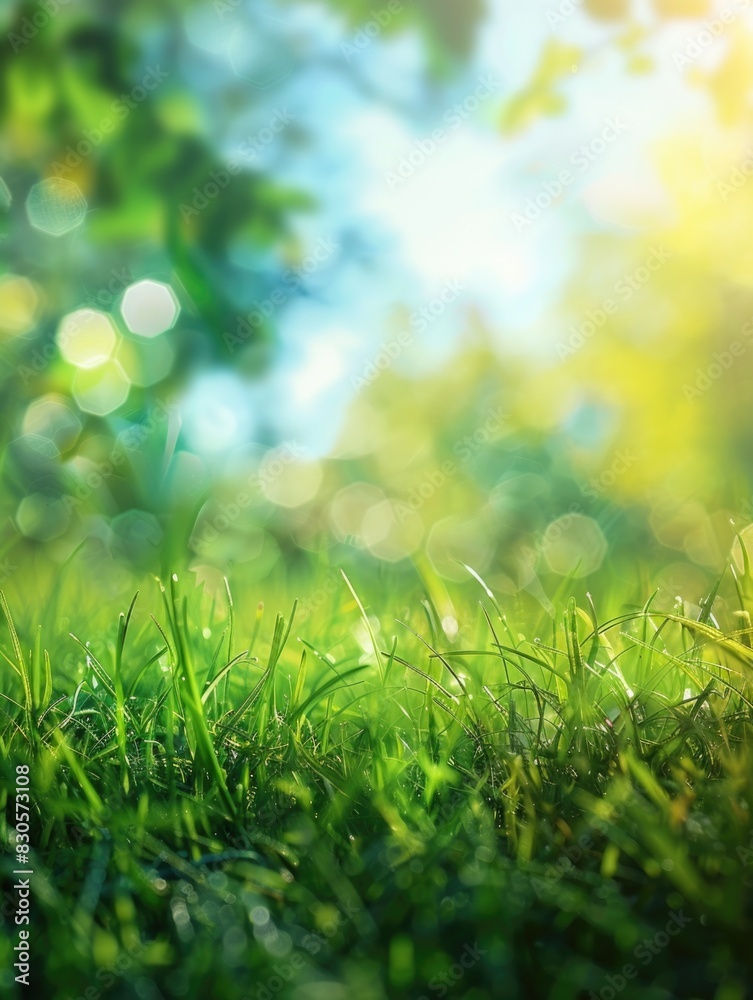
1;569;753;999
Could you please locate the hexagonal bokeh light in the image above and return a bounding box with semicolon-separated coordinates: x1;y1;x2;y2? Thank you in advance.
116;335;175;387
16;493;70;542
56;309;118;369
0;275;40;336
361;499;424;563
26;178;87;236
328;482;386;545
541;514;608;578
72;360;130;416
426;516;492;581
261;458;323;508
120;280;179;337
111;510;163;557
22;395;82;453
0;176;11;210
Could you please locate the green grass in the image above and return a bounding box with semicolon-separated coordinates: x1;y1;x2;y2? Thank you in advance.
2;562;753;1000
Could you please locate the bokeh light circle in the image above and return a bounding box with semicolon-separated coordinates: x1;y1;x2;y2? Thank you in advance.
0;275;40;336
16;493;70;541
261;458;323;508
26;178;87;236
120;279;179;338
541;513;607;578
116;335;176;387
57;309;118;369
72;360;131;415
22;395;82;453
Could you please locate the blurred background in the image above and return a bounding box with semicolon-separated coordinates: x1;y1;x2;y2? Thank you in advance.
2;0;753;614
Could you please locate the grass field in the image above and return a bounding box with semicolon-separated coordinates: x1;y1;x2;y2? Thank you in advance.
2;559;753;1000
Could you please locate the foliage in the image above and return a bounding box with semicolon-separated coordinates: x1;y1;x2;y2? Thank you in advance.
1;560;753;998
